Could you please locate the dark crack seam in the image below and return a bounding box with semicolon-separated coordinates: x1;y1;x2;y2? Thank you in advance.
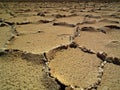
43;52;66;90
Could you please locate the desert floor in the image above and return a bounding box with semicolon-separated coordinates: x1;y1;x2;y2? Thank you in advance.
0;1;120;90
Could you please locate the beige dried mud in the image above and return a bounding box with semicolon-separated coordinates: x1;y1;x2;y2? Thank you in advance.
98;63;120;90
56;16;84;25
0;27;11;48
0;49;60;90
7;24;73;53
75;30;120;57
0;14;12;20
48;47;101;88
0;2;120;90
7;16;54;24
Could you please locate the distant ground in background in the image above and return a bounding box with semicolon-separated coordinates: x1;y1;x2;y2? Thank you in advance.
0;0;120;2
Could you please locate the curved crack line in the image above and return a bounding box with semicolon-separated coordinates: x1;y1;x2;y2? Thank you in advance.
84;61;107;90
4;24;17;48
42;52;66;90
44;42;107;90
97;52;120;66
1;3;120;90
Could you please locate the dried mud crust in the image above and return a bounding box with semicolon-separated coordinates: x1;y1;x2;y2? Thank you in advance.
0;2;120;90
0;27;12;48
97;63;120;90
74;30;120;57
74;31;108;51
0;49;60;90
7;32;70;53
7;24;73;53
48;47;101;89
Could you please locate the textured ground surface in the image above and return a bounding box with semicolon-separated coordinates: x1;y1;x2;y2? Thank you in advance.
49;47;101;88
98;63;120;90
0;50;60;90
0;1;120;90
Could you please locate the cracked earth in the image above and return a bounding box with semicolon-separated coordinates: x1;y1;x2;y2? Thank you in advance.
0;1;120;90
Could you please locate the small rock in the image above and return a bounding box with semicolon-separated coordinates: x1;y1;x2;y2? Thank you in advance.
0;48;6;56
37;30;44;33
101;63;105;68
98;67;103;72
113;57;120;65
80;46;95;54
8;34;15;41
0;18;4;22
97;74;102;78
88;49;96;54
69;42;78;48
97;52;107;61
91;84;97;89
100;29;106;34
106;57;114;63
81;47;88;52
97;78;101;84
103;61;107;64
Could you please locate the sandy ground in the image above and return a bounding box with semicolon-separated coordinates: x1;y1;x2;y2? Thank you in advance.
0;1;120;90
49;47;101;88
7;24;73;53
0;27;11;48
75;30;120;57
0;54;46;90
98;63;120;90
0;50;60;90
